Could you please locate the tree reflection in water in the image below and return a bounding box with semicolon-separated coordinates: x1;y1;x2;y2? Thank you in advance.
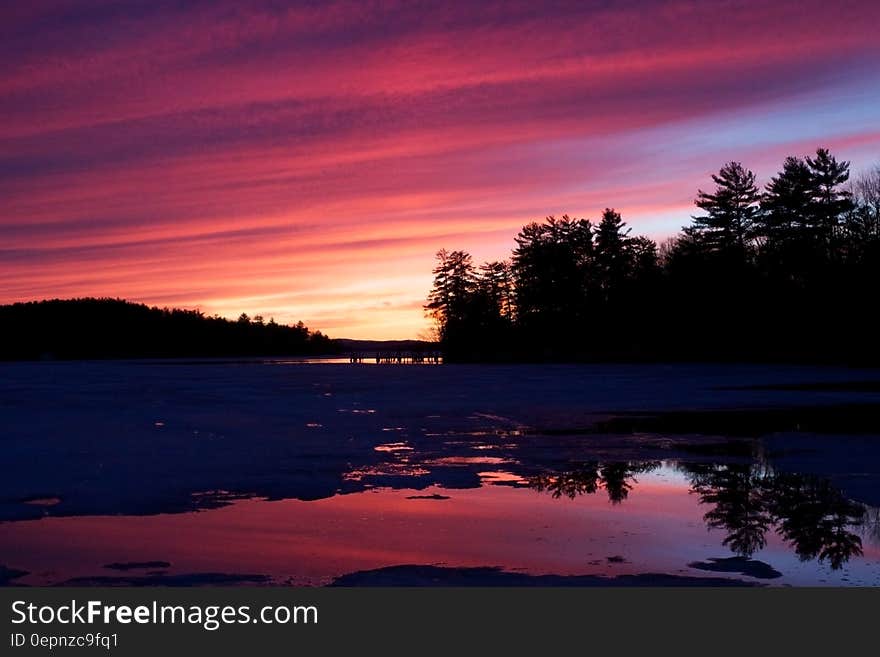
686;463;775;558
769;472;866;569
528;461;867;569
529;461;660;504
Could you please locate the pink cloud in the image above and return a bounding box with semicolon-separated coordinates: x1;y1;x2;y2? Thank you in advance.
1;1;879;338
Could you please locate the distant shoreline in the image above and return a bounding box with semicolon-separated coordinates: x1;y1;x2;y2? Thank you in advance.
0;297;337;361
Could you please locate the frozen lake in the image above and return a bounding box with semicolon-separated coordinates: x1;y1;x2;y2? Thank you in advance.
2;360;880;586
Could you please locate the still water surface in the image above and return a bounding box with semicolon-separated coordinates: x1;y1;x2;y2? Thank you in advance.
2;361;880;586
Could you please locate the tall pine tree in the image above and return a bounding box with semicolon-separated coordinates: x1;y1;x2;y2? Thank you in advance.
593;208;632;301
805;147;852;252
759;156;815;248
693;161;760;255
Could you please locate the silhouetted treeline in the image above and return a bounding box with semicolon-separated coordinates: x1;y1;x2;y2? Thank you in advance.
0;298;337;360
427;148;880;363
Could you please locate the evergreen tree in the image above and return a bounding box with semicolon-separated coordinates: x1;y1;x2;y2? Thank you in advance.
512;215;593;341
425;249;477;340
593;208;632;299
805;147;852;251
479;260;515;322
628;235;660;279
760;156;815;248
422;149;880;365
693;161;760;254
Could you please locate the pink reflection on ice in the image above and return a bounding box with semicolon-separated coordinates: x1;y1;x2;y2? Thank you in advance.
1;466;877;586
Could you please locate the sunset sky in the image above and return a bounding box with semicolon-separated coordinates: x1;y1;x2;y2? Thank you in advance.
2;1;879;339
